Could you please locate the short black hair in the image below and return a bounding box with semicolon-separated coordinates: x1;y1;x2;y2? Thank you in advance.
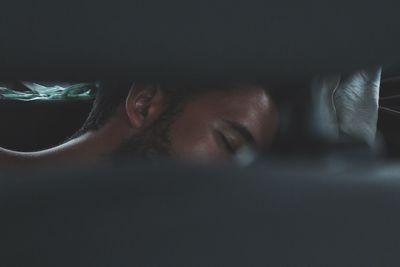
71;81;132;137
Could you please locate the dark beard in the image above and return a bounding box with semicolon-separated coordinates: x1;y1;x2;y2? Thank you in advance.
110;105;182;160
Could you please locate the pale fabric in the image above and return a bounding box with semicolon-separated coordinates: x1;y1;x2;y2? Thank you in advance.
311;67;381;146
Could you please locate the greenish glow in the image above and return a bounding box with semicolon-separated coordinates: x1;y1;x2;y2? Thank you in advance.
0;82;95;101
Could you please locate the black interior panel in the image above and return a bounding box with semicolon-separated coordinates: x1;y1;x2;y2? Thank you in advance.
0;100;92;151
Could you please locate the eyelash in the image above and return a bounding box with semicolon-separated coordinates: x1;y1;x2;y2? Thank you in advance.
217;131;235;154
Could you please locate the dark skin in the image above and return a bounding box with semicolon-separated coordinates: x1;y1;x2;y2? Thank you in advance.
169;87;277;161
0;84;278;167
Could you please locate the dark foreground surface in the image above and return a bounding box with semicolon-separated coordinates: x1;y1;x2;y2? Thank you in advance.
1;159;400;266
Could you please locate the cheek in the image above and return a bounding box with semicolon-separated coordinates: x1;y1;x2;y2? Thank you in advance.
168;110;223;160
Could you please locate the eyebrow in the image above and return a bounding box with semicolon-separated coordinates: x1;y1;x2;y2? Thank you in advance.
223;119;256;146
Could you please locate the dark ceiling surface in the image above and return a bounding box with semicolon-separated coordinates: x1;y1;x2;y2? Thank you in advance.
0;0;399;81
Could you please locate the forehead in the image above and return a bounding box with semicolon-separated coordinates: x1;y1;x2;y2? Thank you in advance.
182;86;278;147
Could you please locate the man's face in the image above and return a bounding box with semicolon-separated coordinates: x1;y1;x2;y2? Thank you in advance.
116;85;277;161
168;86;277;161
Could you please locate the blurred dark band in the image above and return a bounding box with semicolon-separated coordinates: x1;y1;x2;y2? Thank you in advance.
0;0;399;81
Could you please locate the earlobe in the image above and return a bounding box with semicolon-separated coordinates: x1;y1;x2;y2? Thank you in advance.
125;83;163;130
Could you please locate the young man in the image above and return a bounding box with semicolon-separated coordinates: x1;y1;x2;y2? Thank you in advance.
0;81;278;167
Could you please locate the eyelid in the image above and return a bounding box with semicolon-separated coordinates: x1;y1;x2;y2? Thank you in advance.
221;119;256;147
215;130;235;154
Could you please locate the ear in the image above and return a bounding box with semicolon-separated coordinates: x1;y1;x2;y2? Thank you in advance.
125;83;164;130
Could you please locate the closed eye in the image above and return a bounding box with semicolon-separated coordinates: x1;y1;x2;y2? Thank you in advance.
215;131;235;155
